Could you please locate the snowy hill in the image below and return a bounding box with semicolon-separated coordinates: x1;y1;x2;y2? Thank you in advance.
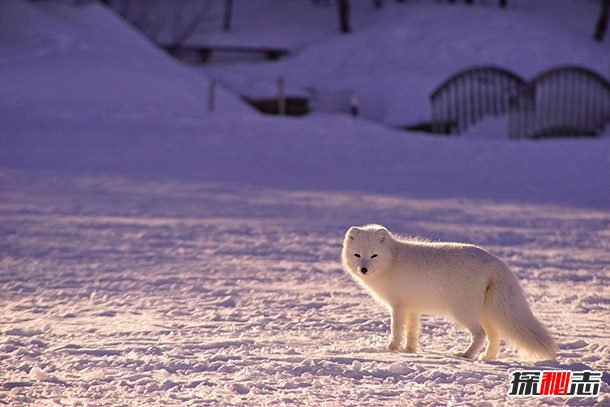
1;1;609;208
0;0;250;120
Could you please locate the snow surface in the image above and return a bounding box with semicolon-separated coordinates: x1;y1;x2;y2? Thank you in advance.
1;171;609;406
1;0;609;405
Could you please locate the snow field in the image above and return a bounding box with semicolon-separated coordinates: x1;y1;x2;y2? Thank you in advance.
1;171;608;405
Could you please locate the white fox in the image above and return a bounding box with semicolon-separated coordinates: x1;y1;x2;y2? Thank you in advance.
341;224;556;361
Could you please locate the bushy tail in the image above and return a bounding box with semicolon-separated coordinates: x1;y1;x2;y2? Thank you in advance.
486;270;557;361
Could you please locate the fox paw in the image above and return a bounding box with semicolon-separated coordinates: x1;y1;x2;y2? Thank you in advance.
453;352;475;360
387;341;405;352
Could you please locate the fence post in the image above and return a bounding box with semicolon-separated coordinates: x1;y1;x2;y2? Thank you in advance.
223;0;233;32
277;76;286;115
208;80;216;112
350;93;359;116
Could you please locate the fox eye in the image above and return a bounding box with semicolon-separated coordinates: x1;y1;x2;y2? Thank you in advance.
371;254;378;258
354;253;361;258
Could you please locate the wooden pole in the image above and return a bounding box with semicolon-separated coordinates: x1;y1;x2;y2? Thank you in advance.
277;76;286;115
594;0;609;41
208;80;216;112
338;0;351;33
350;94;359;116
223;0;233;32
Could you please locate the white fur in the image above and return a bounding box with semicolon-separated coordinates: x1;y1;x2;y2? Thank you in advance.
341;224;557;361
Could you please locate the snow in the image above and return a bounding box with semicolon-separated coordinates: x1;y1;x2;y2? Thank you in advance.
1;0;609;405
1;172;609;405
0;0;249;118
200;0;610;125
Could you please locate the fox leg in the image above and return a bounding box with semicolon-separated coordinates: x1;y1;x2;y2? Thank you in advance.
454;319;486;359
480;320;500;360
405;312;420;353
387;307;407;351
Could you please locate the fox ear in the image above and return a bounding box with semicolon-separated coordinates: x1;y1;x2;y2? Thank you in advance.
346;226;360;240
375;227;389;243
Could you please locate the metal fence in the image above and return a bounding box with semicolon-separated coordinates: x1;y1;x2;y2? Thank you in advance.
508;66;610;138
430;65;610;138
430;66;525;134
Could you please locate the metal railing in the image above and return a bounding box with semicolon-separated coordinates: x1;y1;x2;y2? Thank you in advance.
508;66;610;138
430;66;525;134
429;65;610;138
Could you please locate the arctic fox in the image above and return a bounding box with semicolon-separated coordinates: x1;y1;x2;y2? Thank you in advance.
341;224;556;361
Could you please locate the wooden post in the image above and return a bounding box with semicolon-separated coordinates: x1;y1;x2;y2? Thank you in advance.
594;0;609;41
223;0;234;32
338;0;351;33
208;80;216;112
277;76;286;115
350;94;359;116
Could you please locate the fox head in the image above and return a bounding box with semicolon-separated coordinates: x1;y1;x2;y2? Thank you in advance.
342;225;393;278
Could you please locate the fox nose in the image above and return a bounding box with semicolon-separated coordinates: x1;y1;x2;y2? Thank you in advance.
360;267;368;274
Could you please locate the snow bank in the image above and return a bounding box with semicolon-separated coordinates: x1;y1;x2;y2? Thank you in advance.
0;0;608;210
0;0;249;119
